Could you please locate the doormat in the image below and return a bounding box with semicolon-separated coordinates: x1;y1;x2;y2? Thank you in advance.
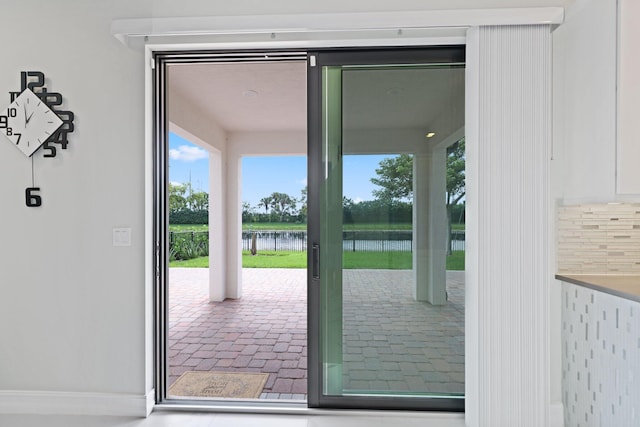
168;371;269;399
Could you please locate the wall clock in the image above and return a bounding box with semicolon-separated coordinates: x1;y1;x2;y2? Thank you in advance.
0;71;75;206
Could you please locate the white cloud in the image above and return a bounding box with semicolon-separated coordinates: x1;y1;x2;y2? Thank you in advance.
354;197;364;204
169;145;208;162
298;177;307;186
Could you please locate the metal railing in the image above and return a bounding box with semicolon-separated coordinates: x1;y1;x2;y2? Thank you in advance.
170;229;465;253
242;230;307;252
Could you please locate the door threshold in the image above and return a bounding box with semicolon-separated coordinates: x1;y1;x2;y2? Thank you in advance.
155;399;308;415
154;401;465;419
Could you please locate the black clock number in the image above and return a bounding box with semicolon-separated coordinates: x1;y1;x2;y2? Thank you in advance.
39;91;62;108
50;110;74;150
25;187;42;207
21;71;45;93
0;116;15;140
43;141;56;157
7;108;16;117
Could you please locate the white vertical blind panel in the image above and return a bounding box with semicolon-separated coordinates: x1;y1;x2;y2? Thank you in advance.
472;24;551;427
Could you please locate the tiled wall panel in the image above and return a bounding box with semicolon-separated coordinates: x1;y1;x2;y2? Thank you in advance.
562;282;640;427
558;203;640;274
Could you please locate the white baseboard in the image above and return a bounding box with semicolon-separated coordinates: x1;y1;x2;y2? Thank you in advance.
549;402;565;427
0;389;155;417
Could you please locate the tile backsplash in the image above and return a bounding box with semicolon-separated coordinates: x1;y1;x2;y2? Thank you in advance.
562;282;640;426
557;203;640;274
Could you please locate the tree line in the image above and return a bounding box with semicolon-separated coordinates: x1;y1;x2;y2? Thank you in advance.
169;182;209;224
171;138;465;227
243;188;307;224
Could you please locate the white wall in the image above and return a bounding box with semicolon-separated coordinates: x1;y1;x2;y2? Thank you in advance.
552;0;618;204
0;0;151;415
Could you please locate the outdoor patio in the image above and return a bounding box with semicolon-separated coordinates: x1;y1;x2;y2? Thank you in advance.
168;268;464;400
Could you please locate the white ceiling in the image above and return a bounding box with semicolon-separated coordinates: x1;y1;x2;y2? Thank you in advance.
342;66;465;132
167;60;465;145
168;61;307;133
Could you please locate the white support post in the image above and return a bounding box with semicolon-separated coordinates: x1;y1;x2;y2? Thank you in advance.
209;149;226;302
225;152;242;300
413;150;448;305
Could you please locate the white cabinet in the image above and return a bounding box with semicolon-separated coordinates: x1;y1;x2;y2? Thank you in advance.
617;0;640;195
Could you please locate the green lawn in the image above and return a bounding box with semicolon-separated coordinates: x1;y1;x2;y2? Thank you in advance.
342;223;412;231
170;250;465;270
169;256;210;268
343;252;411;269
169;224;210;232
241;251;307;268
446;250;465;270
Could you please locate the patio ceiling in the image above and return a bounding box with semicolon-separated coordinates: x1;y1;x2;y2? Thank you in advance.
167;60;464;146
168;61;307;133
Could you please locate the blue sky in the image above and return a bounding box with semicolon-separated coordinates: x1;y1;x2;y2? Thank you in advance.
169;132;388;207
168;133;210;193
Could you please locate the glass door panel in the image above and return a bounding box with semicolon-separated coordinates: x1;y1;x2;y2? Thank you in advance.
320;66;344;396
310;48;465;410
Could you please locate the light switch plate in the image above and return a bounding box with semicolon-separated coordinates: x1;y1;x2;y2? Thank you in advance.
113;227;132;247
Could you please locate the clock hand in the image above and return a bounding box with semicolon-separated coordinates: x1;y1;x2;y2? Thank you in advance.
25;109;34;125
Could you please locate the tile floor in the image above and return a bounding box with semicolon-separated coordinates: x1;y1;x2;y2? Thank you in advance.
168;268;307;399
342;270;464;394
168;268;464;400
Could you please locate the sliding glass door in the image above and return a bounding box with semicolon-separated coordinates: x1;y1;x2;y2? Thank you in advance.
307;48;465;410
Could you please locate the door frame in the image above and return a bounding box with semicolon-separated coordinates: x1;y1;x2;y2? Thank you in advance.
152;50;311;406
153;46;465;410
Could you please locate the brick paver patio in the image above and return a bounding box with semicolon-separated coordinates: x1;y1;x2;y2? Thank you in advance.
168;268;464;400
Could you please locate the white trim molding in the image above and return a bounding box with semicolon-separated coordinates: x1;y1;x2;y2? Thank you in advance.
0;390;154;417
111;8;563;48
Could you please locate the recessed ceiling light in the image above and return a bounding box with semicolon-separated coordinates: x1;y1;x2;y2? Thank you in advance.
425;132;436;138
242;90;258;98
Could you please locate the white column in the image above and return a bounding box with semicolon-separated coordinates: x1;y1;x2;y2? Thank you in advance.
413;149;448;305
466;25;553;427
208;149;226;302
225;152;242;299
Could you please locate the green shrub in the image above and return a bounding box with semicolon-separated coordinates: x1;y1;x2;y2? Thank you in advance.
169;233;209;261
169;209;208;225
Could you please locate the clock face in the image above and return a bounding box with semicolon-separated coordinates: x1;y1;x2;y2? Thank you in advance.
1;88;63;157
